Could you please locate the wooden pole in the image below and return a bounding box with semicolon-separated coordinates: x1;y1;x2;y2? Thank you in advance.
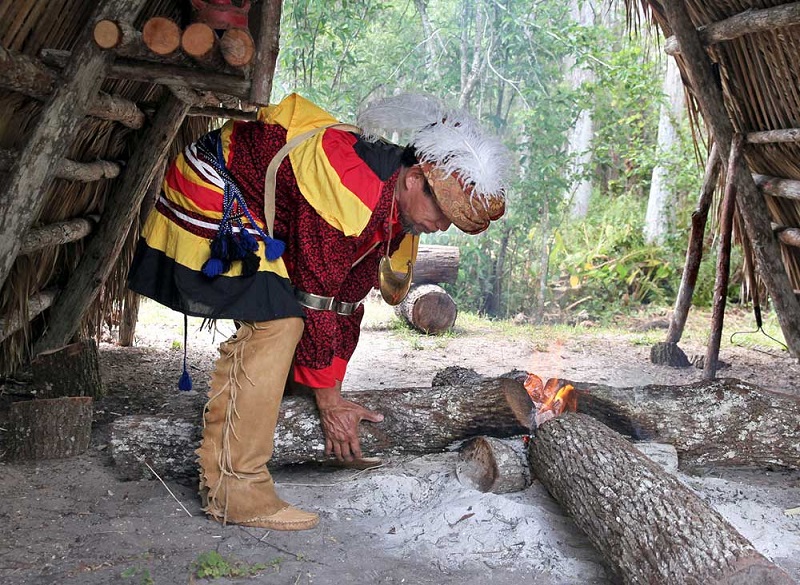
754;174;800;201
0;149;120;182
141;16;182;56
747;128;800;144
33;95;190;354
704;136;742;380
0;45;56;98
91;92;146;129
663;0;800;358
774;224;800;249
665;2;800;56
666;144;719;343
0;289;58;342
109;58;251;99
529;414;795;585
0;0;148;294
19;216;98;256
249;0;282;105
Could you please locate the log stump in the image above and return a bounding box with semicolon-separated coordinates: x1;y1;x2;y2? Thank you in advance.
529;413;794;585
395;283;457;334
31;339;104;398
456;436;531;493
650;341;691;367
6;397;93;460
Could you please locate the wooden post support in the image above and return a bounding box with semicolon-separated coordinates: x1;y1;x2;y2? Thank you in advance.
754;173;800;201
141;16;182;56
666;144;719;344
31;340;104;399
19;216;98;256
0;0;148;293
663;1;800;358
529;414;795;585
33;95;190;355
249;0;282;105
7;397;94;461
704;136;742;380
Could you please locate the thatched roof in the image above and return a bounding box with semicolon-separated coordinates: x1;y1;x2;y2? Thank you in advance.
629;0;800;357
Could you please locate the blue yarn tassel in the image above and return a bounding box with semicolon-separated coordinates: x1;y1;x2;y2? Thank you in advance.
178;313;193;392
265;237;285;261
201;257;226;278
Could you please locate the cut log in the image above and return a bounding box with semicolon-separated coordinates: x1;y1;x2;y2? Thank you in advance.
109;378;530;482
649;341;691;367
503;375;800;470
220;28;255;68
413;244;460;284
30;340;104;399
748;128;800;144
19;216;98;256
141;16;181;56
93;19;138;50
754;173;800;201
529;413;794;584
249;0;282;104
0;149;120;182
181;23;224;67
5;397;93;461
456;436;531;494
395;284;457;334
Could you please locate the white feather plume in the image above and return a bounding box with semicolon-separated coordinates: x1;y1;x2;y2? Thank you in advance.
357;93;510;202
357;93;445;141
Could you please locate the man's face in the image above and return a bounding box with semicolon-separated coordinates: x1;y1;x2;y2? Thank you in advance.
397;166;452;236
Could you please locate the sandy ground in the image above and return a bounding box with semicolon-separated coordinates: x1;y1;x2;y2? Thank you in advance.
1;298;800;584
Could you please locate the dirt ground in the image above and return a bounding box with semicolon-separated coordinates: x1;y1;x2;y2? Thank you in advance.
1;298;800;584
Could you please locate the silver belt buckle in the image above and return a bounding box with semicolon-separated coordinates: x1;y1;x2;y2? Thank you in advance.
295;290;361;315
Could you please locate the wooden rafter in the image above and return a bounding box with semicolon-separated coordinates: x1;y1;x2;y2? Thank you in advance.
665;2;800;55
33;95;190;355
0;149;120;182
19;217;99;256
662;0;800;358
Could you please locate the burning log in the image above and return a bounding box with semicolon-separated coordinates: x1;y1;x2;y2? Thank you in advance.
109;378;530;482
395;283;457;334
529;413;795;584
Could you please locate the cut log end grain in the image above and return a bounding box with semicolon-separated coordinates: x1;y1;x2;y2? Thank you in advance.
142;16;181;56
220;28;255;67
457;436;531;494
181;22;217;59
396;284;457;335
93;20;122;49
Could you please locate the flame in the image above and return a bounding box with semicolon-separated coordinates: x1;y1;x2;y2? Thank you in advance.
524;373;577;427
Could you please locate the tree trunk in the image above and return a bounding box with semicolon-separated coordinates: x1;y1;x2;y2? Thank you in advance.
529;413;794;585
5;397;93;461
413;244;460;284
30;340;104;399
505;376;800;471
109;378;530;482
456;436;531;494
644;56;684;244
395;284;457;334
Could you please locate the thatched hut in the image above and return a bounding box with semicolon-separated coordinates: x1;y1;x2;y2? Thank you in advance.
2;0;800;380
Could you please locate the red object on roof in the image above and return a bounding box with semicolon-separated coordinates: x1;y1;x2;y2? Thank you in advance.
191;0;250;30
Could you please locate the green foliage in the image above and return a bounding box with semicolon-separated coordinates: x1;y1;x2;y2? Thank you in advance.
121;566;154;585
191;550;278;579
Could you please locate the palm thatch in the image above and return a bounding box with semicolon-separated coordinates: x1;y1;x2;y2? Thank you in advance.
628;0;800;356
0;0;220;373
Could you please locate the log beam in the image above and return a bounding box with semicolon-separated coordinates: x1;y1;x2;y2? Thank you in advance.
0;0;149;293
663;1;800;357
19;216;98;256
0;289;58;342
530;414;795;584
0;149;120;182
249;0;282;105
773;224;800;249
754;173;800;201
109;378;530;482
665;2;800;56
91;92;146;129
747;128;800;144
33;95;190;354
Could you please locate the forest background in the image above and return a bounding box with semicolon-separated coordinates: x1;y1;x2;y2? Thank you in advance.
271;0;747;332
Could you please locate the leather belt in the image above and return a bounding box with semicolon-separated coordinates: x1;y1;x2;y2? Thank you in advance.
295;290;362;316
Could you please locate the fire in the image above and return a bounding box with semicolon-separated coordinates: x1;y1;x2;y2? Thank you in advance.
524;373;577;427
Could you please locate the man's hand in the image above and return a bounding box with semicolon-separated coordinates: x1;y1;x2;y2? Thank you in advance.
314;384;384;461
